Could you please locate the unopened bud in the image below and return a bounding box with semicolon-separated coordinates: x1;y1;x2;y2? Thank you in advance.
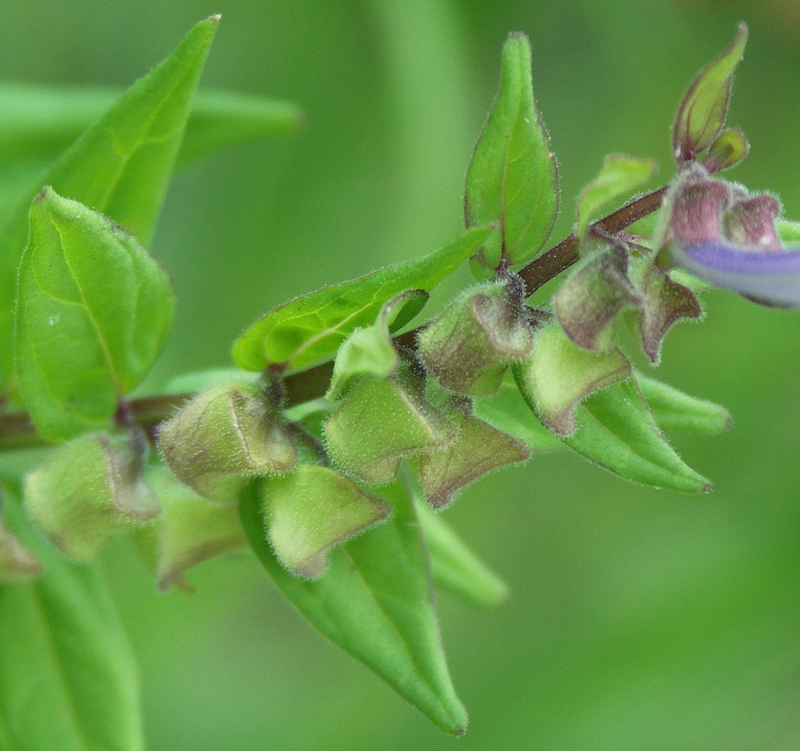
25;432;157;561
324;373;454;485
418;277;533;397
262;463;391;578
413;403;529;509
157;381;297;502
723;194;782;251
702;127;750;173
0;520;42;581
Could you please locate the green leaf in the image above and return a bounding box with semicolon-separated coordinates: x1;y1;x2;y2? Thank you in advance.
557;379;712;494
15;189;174;441
233;225;494;372
0;84;301;173
777;218;800;244
417;501;509;610
465;32;558;270
0;15;217;392
637;373;732;434
672;23;748;162
576;155;657;245
472;378;564;452
0;486;144;751
240;477;468;735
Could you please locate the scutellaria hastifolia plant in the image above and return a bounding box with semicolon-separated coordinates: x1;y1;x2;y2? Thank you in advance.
0;17;790;742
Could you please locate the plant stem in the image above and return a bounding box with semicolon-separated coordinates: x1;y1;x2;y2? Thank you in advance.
0;188;667;453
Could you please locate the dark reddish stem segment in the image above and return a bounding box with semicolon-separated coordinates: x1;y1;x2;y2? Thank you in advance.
0;188;667;452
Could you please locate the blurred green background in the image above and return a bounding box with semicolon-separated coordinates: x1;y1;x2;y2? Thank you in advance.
2;0;800;748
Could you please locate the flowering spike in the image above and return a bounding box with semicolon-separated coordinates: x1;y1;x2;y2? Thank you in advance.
673;23;748;163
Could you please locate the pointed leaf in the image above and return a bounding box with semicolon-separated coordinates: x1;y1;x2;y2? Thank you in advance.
577;155;657;245
637;373;732;433
234;225;494;371
465;33;558;269
15;189;175;441
0;16;217;392
240;477;468;735
0;84;301;173
556;379;711;493
673;23;748;162
417;502;509;610
0;486;145;751
327;290;427;401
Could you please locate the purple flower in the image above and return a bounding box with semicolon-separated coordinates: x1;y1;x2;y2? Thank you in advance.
663;169;800;308
669;241;800;308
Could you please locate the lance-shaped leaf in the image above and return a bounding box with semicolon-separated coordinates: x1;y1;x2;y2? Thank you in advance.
241;477;469;735
514;323;631;437
702;127;749;174
473;379;565;452
636;264;702;364
327;290;427;401
465;33;558;270
667;241;800;308
234;225;494;372
673;23;748;162
418;276;532;397
0;16;218;392
15;189;175;441
576;155;657;245
324;373;454;486
417;502;509;610
554;248;641;352
0;84;301;175
413;404;529;509
261;463;391;579
138;467;247;591
157;381;297;502
0;518;42;581
0;486;145;751
24;432;158;561
636;373;732;434
554;379;711;494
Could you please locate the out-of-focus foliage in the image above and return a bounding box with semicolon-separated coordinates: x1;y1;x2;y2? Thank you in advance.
2;0;799;749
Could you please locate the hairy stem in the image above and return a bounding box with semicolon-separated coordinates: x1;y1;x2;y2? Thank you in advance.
0;188;667;453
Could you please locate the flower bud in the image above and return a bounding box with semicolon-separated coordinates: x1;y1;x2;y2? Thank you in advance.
157;381;297;502
137;468;247;591
702;127;749;174
514;322;631;437
262;463;391;578
24;432;158;561
0;520;42;581
417;277;533;397
413;401;529;509
667;177;730;246
723;194;782;251
323;373;454;485
554;248;641;352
